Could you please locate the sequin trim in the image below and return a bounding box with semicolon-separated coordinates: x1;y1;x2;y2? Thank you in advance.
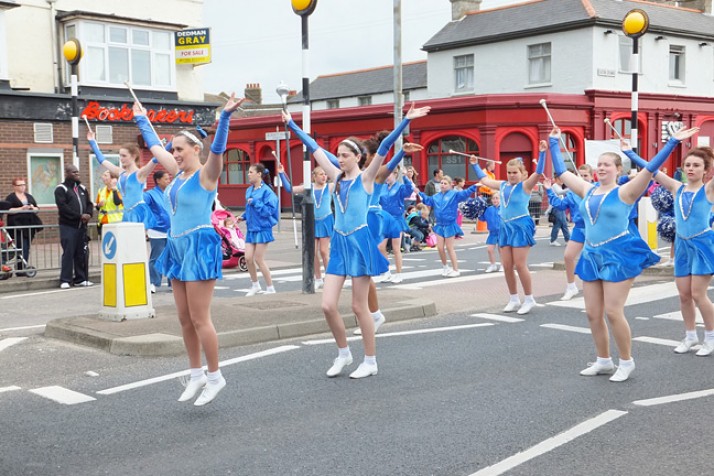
677;229;712;240
503;213;529;223
586;230;628;248
316;214;331;221
333;224;368;236
123;200;146;212
171;224;213;238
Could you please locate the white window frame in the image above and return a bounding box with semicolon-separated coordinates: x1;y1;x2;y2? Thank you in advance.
89;153;121;198
358;96;372;106
669;45;686;84
63;20;176;91
26;152;65;207
527;42;551;85
453;54;474;93
326;99;340;109
0;12;8;80
618;35;643;74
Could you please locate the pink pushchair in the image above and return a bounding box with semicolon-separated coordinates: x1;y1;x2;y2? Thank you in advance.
211;209;248;272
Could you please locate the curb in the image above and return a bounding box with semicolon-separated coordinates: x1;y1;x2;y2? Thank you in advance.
551;261;674;276
44;297;438;357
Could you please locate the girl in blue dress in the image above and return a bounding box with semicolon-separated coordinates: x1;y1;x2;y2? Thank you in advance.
470;142;547;315
378;168;416;284
132;94;244;406
418;175;478;277
240;163;278;297
551;126;698;382
622;140;714;356
87;133;157;229
283;104;431;379
544;164;594;300
482;192;501;273
278;163;334;290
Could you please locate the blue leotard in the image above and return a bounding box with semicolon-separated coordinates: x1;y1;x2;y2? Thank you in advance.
482;205;500;245
673;185;714;277
313;185;335;239
155;169;221;281
118;171;155;229
380;179;412;239
498;182;535;247
419;185;477;238
367;182;388;242
244;183;278;244
576;186;659;282
326;175;389;277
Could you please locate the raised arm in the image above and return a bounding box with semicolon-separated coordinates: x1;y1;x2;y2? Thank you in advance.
620;138;679;195
281;109;340;181
523;141;547;193
469;156;502;190
277;162;305;194
202;93;244;189
619;128;699;204
132;102;178;176
548;128;592;198
87;131;122;176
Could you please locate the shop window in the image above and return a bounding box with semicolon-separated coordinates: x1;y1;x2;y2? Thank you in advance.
89;153;120;198
427;136;479;182
64;20;174;90
27;153;64;206
222;149;250;185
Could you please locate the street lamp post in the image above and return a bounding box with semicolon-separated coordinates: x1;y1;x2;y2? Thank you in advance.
63;38;82;168
622;9;649;154
292;0;318;294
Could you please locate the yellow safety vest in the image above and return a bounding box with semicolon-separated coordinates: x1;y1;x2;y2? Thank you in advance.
96;186;124;225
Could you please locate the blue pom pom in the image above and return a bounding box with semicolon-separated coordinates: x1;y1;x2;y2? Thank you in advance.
656;215;676;243
650;185;674;215
459;197;488;220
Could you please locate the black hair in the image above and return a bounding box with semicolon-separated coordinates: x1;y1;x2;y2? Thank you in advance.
153;170;167;182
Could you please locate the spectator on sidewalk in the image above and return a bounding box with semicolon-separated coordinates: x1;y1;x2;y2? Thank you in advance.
545;177;571;247
95;170;123;236
144;170;172;293
5;177;42;272
54;165;93;289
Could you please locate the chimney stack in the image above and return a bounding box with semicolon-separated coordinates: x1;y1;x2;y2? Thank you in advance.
244;83;262;105
450;0;482;20
649;1;711;14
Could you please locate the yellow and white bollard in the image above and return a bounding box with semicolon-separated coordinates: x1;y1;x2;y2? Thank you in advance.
638;196;659;250
99;222;155;321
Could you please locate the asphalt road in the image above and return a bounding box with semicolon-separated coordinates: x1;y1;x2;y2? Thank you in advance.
2;236;712;476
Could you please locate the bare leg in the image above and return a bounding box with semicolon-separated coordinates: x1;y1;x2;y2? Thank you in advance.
582;280;610;358
563;241;583;285
367;279;379;313
391;236;403;273
691;275;714;331
252;243;273;287
512;246;532;295
487;244;497;265
172;280;202;369
436;235;447;266
352;276;375;355
445;236;458;271
676;276;697;332
313;239;322;280
245;243;258;282
602;279;634;360
500;246;517;294
321;274;348;348
185;280;220;371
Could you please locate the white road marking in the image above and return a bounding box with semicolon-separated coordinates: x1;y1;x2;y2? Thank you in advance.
29;386;96;405
471;313;524;323
632;336;682;347
97;345;300;396
546;281;680;310
634;317;650;320
633;388;714;407
469;410;628;476
1;288;89;300
391;271;516;290
214;286;230;290
654;310;703;324
540;323;592;335
301;323;495;346
402;258;426;261
530;262;554;268
0;386;21;394
222;267;302;280
0;324;45;333
0;337;28;352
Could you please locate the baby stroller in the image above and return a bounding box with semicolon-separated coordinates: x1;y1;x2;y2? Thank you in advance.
0;218;38;280
211;209;248;272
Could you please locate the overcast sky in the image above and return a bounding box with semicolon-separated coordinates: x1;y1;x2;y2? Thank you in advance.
202;0;518;102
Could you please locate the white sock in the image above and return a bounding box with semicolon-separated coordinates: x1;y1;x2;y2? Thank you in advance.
190;368;205;380
705;330;714;342
596;357;613;366
266;285;275;292
371;310;384;322
206;369;222;383
686;330;699;341
619;358;635;368
524;294;535;303
338;346;351;358
364;355;377;366
567;282;577;291
251;281;260;289
509;294;520;303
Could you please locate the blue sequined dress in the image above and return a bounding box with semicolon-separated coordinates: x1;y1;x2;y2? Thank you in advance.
673;185;714;277
313;185;334;239
498;182;535;248
118;171;155;229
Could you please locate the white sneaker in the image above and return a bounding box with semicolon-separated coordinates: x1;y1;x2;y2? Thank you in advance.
60;282;70;289
549;241;561;247
609;363;635;382
580;361;615;376
79;280;94;287
378;271;393;283
560;287;579;301
178;375;207;402
485;264;498;273
326;355;353;377
517;299;536;315
263;287;276;294
194;377;227;406
441;267;451;277
674;338;699;354
349;362;378;379
503;300;521;313
315;279;324;290
150;284;156;294
390;273;403;284
497;264;503;272
354;314;386;336
445;269;461;278
245;286;262;297
696;340;714;357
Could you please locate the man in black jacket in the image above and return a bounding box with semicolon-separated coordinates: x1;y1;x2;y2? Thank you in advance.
54;165;93;288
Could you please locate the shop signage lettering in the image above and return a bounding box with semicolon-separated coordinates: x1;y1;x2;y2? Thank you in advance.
81;101;195;124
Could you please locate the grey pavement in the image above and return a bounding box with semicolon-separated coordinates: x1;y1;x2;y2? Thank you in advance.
3;216;673;357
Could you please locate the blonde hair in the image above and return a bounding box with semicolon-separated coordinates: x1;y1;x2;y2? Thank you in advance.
599;152;622;168
311;166;325;182
506;158;527;176
578;164;593;174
